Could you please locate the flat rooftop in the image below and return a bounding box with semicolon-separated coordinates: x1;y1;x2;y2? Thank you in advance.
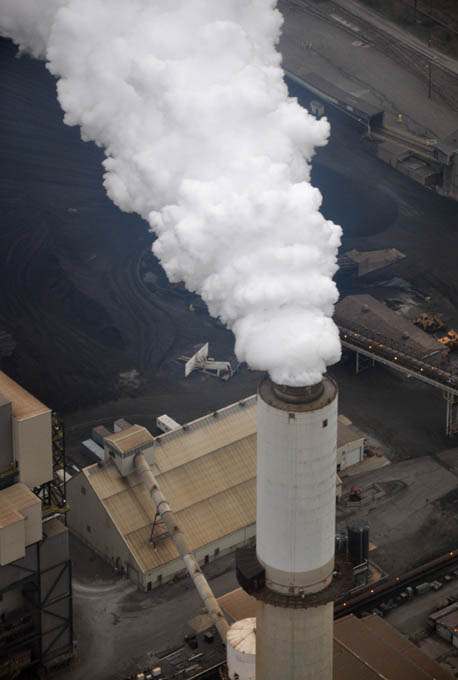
0;371;50;421
338;419;364;448
298;72;384;123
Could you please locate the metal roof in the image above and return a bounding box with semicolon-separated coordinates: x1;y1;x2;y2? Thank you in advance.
153;396;257;473
0;483;40;512
334;614;453;680
104;425;153;454
335;294;443;357
0;371;50;421
82;396;363;575
82;399;258;574
338;421;364;448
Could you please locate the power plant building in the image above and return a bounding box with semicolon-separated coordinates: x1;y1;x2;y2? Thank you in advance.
0;371;53;488
219;588;453;680
67;396;365;590
0;372;72;676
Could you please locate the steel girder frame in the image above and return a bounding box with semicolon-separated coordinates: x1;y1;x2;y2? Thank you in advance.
0;544;73;677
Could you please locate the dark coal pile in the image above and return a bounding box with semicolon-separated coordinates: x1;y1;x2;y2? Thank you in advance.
0;38;186;411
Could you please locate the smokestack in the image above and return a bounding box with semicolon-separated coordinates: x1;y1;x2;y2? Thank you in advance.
252;375;342;680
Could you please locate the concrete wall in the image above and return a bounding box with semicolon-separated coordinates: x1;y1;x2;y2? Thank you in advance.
337;438;364;471
67;473;138;581
13;412;53;488
142;523;256;591
256;600;334;680
0;511;25;566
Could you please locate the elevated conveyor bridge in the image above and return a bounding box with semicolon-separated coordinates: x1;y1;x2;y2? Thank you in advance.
338;323;458;436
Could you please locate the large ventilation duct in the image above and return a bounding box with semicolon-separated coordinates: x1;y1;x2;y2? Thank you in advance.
135;453;229;641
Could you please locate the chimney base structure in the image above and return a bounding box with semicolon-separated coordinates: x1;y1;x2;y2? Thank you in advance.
236;376;352;680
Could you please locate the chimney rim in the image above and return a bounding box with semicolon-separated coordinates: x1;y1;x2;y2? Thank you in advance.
258;375;337;413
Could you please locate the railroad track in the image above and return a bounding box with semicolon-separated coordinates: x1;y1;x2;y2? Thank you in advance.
369;125;437;158
282;0;458;112
335;547;458;618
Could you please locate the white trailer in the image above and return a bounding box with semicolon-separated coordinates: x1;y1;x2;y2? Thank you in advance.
156;415;181;433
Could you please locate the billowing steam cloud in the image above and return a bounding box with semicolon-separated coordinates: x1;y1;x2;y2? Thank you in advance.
0;0;341;386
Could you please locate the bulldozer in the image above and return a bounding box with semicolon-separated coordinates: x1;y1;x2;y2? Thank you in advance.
414;313;445;333
439;330;458;351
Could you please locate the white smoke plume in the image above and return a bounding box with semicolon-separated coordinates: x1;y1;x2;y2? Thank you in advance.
0;0;342;386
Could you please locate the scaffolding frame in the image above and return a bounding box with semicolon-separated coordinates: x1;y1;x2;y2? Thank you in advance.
0;542;73;677
34;412;68;520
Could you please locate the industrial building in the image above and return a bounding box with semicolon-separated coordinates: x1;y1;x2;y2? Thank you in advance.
335;294;446;365
67;396;365;591
0;372;72;676
429;601;458;647
219;587;452;680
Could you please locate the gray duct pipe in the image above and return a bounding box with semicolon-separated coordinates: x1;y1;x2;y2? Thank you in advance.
135;453;230;641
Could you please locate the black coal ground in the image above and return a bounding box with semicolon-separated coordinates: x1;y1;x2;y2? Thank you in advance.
1;39;458;484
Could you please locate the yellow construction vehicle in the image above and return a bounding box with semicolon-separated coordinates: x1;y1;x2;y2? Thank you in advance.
414;313;445;333
439;330;458;351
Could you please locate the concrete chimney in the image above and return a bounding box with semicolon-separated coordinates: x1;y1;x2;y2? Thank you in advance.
255;375;338;680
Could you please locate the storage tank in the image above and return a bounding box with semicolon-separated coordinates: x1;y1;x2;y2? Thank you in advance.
347;519;369;566
226;618;256;680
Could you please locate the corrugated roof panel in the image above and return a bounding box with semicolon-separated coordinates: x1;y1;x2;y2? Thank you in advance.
125;524;180;572
85;463;130;500
105;425;153;454
333;642;379;680
335;614;452;680
121;478;257;573
210;482;255;536
105;489;155;535
179;499;226;550
360;614;453;679
154;399;257;473
157;435;256;512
